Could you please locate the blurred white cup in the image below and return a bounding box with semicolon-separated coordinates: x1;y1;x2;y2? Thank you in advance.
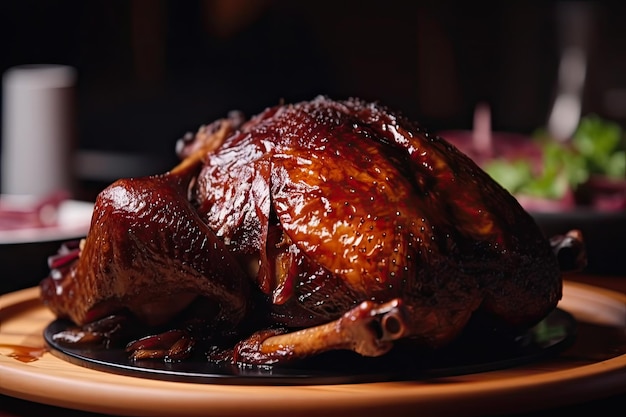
1;64;77;197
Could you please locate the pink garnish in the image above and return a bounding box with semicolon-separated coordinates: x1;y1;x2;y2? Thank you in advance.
48;240;82;270
0;190;69;231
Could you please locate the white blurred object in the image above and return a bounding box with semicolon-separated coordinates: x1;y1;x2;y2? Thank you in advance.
548;47;587;141
1;64;77;197
547;2;593;142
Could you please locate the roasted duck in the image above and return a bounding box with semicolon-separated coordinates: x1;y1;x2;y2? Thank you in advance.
40;96;586;366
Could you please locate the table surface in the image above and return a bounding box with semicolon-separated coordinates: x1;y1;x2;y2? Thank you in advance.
1;272;625;417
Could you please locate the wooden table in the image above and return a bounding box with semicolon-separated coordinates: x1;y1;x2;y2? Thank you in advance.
1;272;625;417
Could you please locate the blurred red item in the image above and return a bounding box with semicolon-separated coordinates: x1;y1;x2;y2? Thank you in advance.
0;190;69;231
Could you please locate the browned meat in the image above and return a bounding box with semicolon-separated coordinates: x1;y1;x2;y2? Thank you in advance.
40;96;584;366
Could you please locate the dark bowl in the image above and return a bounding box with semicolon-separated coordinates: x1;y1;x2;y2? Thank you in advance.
0;239;75;294
0;199;93;294
532;209;626;276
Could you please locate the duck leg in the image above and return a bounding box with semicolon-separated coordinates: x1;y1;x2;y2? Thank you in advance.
40;117;248;330
233;299;410;366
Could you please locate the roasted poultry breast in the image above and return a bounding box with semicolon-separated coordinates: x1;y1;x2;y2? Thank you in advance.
40;96;585;366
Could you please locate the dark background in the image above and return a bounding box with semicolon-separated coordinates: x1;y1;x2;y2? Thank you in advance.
1;0;625;199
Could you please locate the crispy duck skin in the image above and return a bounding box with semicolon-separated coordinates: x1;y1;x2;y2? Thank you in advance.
41;117;248;328
40;96;579;366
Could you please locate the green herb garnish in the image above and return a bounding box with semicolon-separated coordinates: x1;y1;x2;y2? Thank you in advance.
483;115;626;200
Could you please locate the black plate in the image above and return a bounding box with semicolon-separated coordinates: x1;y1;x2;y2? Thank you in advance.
44;308;577;386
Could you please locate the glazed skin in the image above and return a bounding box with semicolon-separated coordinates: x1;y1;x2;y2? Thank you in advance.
40;96;583;365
